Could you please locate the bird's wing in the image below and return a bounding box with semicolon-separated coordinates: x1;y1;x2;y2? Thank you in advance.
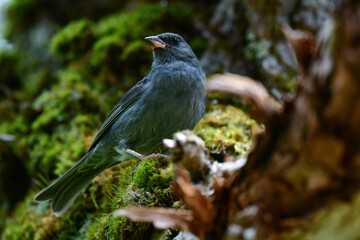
88;76;149;150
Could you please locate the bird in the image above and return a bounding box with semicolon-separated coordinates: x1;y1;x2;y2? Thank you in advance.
34;32;207;217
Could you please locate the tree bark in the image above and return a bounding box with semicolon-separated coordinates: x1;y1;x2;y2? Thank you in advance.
231;0;360;238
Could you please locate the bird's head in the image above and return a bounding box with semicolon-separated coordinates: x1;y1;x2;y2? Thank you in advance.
145;33;199;66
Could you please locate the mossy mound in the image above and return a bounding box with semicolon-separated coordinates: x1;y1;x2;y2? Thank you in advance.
87;155;173;240
194;101;258;160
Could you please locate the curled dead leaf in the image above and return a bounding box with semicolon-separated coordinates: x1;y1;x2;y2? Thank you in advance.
113;207;193;230
281;24;318;76
207;73;281;124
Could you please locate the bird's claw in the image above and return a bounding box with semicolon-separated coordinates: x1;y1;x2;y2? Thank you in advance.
124;149;169;160
149;153;169;160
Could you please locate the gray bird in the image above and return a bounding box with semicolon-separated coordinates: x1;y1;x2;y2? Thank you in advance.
34;32;207;217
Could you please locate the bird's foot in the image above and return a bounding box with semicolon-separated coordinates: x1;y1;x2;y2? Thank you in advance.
124;149;169;160
124;149;169;179
148;153;169;160
124;149;147;159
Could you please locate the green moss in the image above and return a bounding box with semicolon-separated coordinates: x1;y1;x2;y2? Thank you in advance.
91;35;125;66
263;67;297;92
0;114;29;134
87;214;151;240
2;161;141;240
132;155;172;193
45;2;206;89
20;68;104;178
194;102;258;159
16;198;75;240
118;155;174;209
93;4;163;38
3;0;37;38
51;19;95;61
89;4;163;82
86;156;174;240
84;161;156;240
0;49;22;93
89;3;204;83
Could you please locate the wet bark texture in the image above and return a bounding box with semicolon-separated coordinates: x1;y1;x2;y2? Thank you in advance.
230;0;360;238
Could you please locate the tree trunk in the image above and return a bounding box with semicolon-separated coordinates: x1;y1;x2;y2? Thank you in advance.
230;0;360;238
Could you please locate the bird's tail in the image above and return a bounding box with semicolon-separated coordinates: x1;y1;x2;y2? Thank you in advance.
34;152;101;217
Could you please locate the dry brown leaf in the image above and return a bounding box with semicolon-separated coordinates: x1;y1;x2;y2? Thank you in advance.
281;24;318;76
207;73;281;124
175;167;216;223
113;206;193;230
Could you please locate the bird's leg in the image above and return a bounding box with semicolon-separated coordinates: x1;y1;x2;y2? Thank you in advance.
125;149;169;179
124;149;169;160
124;148;147;159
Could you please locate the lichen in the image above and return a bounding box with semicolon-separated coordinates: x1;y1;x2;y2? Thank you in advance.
244;29;272;61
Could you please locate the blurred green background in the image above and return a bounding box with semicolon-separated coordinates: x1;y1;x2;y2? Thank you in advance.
0;0;334;239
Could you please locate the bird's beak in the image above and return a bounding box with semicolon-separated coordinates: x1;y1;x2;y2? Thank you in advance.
145;36;167;50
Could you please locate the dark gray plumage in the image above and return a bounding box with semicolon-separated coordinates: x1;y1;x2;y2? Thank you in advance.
34;33;207;216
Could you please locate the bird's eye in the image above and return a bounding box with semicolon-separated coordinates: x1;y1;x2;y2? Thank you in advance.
172;37;179;45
